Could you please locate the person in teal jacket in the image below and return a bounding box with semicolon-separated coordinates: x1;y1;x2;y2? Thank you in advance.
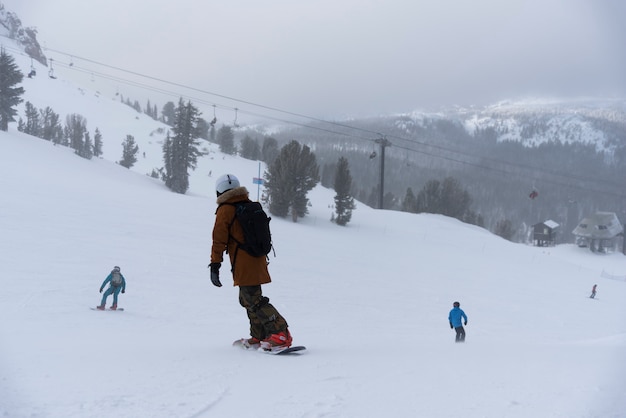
448;301;468;343
97;266;126;310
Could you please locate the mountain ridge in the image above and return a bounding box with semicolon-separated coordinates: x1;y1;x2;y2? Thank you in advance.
0;2;47;65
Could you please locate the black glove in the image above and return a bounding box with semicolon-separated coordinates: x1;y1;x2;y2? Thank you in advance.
449;322;453;329
122;290;125;294
209;263;222;287
99;288;103;293
464;321;467;326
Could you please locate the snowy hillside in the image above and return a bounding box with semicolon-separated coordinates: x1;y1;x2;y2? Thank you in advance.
391;98;626;154
0;38;626;418
461;98;626;152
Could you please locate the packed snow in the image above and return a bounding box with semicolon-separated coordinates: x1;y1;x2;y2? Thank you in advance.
1;42;625;418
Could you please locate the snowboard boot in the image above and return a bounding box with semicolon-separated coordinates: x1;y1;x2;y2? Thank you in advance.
96;305;105;310
260;329;292;351
110;304;117;310
241;337;261;349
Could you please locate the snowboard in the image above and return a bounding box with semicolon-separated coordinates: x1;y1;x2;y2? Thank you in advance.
90;307;124;311
232;338;306;355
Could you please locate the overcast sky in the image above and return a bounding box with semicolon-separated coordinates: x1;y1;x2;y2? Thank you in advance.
6;0;626;119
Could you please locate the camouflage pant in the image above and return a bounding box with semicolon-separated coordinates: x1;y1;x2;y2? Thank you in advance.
238;285;288;340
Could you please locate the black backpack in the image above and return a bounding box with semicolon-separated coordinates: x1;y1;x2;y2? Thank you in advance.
226;201;273;257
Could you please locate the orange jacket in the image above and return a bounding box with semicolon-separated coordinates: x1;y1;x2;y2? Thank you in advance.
211;186;271;287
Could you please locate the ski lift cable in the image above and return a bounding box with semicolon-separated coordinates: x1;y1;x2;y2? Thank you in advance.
58;59;626;195
40;48;601;165
43;46;386;136
53;60;233;112
48;49;620;192
33;47;626;197
4;44;615;193
54;58;375;141
58;57;371;141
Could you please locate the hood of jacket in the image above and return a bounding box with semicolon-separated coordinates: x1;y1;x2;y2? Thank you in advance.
216;186;249;206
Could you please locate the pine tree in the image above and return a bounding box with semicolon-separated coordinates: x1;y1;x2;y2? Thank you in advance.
40;106;62;142
161;101;175;126
196;118;209;140
217;125;236;155
162;132;173;183
440;177;472;219
65;114;87;154
162;99;203;194
0;48;25;131
79;131;94;159
401;187;418;213
22;101;40;136
333;156;356;226
416;177;474;222
145;100;155;118
93;128;103;157
416;179;441;214
265;140;319;222
120;134;139;168
261;136;279;164
239;135;261;160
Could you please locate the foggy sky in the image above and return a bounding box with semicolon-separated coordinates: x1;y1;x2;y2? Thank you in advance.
6;0;626;119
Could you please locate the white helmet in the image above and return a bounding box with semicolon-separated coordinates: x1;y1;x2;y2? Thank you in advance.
215;174;240;196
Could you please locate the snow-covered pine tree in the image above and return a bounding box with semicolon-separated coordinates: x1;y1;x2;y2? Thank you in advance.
333;156;355;226
239;135;261;160
64;114;87;155
21;101;40;136
79;131;93;160
265;140;319;222
217;125;236;155
162;99;203;194
0;48;24;131
261;136;279;165
93;128;103;157
119;134;138;168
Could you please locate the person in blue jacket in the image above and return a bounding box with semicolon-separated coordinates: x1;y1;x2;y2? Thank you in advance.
448;301;468;342
97;266;126;310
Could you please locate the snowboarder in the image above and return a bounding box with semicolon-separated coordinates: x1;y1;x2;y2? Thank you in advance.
590;284;597;299
209;174;292;351
97;266;126;310
448;301;468;343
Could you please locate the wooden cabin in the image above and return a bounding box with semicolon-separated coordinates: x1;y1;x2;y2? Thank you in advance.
533;220;559;247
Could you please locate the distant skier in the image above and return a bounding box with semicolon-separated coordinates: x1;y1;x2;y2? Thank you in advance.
448;301;468;343
97;266;126;310
590;284;597;299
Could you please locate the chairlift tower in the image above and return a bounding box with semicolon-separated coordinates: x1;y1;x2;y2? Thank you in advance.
375;136;391;209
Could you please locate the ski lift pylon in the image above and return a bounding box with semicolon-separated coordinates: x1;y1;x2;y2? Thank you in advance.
233;107;239;128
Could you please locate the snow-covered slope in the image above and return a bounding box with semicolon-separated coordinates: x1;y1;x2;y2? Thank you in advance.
0;39;625;418
462;98;626;152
